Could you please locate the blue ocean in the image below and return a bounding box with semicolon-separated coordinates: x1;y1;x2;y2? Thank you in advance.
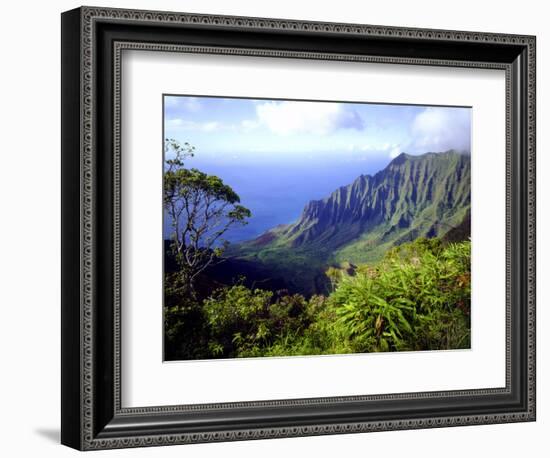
163;156;390;243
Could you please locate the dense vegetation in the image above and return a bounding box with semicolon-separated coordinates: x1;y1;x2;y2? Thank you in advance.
164;237;471;360
163;140;471;360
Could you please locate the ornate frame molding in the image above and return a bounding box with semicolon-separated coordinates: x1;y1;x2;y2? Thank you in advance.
61;6;536;450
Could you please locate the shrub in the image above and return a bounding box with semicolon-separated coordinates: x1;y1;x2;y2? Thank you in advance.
164;273;211;360
203;285;273;357
330;238;470;352
165;237;471;359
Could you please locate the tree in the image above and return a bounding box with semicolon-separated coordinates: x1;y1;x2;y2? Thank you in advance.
164;139;251;295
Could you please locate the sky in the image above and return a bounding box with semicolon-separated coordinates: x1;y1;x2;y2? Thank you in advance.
164;95;471;165
163;96;471;242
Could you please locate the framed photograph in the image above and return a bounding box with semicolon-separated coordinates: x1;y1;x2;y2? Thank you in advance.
61;6;536;450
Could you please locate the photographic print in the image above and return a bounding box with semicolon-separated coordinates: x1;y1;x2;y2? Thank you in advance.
163;95;472;361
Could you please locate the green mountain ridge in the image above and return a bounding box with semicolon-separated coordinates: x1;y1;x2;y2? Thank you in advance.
227;150;471;295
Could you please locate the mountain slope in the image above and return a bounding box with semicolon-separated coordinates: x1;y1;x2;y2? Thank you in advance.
227;151;471;294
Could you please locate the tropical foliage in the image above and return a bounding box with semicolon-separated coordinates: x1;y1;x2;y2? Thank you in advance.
165;238;471;360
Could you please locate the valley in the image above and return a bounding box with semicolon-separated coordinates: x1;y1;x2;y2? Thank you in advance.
223;151;471;295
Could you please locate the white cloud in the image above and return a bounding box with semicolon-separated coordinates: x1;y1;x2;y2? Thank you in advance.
255;101;363;136
241;119;260;132
376;142;402;159
409;107;471;153
341;141;403;159
389;146;402;158
202;121;220;132
378;108;471;159
166;119;221;132
345;143;376;153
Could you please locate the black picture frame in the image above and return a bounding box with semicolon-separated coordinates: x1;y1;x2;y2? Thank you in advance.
61;6;536;450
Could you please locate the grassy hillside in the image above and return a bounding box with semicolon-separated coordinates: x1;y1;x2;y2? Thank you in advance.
226;151;471;295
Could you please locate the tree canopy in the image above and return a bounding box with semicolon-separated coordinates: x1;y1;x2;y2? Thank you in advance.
164;139;251;294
